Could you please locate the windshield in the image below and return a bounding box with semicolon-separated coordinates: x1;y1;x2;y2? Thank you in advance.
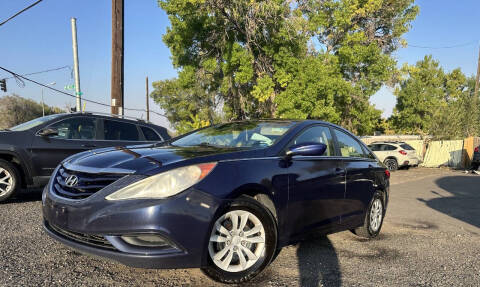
9;114;64;131
172;121;295;149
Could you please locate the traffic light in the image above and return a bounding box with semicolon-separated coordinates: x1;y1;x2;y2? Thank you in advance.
0;79;6;92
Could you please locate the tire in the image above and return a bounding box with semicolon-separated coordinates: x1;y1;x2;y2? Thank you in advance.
0;159;20;203
472;163;479;171
383;158;398;171
201;196;278;284
351;192;385;239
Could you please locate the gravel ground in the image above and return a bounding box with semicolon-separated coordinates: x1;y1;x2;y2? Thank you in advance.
0;167;479;286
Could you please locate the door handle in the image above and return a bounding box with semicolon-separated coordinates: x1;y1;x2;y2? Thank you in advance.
82;144;96;148
335;168;346;176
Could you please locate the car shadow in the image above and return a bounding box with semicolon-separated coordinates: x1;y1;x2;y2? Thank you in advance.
296;234;341;287
0;189;42;204
418;175;480;228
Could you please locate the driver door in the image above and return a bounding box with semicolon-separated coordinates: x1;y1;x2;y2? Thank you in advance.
29;116;98;177
284;125;347;239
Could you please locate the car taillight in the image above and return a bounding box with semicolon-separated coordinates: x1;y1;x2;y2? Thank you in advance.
385;169;390;178
475;147;479;153
399;150;407;156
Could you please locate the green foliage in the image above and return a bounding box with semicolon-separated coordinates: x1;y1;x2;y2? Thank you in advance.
0;94;63;129
153;0;418;134
391;55;478;139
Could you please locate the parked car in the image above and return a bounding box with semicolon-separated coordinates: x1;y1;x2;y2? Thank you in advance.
368;141;421;171
42;120;390;283
0;112;170;202
472;145;480;170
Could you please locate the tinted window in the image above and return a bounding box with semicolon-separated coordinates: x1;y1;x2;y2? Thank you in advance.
104;120;139;141
369;144;381;151
49;117;96;140
141;127;161;141
291;126;334;156
333;129;366;158
400;143;414;150
383;144;397;151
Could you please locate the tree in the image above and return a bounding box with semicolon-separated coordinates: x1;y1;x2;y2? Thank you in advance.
153;0;418;135
0;95;63;129
391;55;477;139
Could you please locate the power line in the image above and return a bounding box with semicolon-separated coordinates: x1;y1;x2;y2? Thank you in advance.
0;0;44;27
0;66;166;118
2;66;72;80
408;41;476;49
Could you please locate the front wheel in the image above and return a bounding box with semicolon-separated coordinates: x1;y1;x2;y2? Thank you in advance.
201;197;278;284
351;192;385;238
0;159;20;203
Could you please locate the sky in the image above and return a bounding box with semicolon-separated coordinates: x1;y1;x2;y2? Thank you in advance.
1;0;480;128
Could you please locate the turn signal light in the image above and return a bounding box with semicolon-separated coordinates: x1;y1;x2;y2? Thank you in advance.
399;150;407;156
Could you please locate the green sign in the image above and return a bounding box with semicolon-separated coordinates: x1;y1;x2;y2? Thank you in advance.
64;84;75;90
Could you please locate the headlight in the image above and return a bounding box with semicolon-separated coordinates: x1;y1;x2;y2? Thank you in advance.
105;162;217;200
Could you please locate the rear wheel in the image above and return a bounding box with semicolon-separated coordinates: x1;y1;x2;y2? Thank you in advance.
384;158;398;171
0;160;20;203
202;197;277;284
351;192;385;239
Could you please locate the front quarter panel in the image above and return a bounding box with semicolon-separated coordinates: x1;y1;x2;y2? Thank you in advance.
194;158;291;244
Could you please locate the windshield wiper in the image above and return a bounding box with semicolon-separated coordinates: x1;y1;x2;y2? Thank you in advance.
1;128;10;131
196;142;220;148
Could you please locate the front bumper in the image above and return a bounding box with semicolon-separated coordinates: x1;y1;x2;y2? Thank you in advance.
42;178;224;269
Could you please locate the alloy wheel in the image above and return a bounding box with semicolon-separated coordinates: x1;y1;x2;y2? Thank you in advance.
208;210;266;272
369;199;383;232
0;168;13;197
385;159;397;171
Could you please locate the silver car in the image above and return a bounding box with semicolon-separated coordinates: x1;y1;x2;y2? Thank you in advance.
368;141;421;171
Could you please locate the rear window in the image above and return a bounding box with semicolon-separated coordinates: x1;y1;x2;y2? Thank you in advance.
400;143;415;150
104;120;139;141
141;127;161;141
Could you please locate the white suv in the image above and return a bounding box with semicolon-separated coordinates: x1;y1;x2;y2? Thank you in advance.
368;141;421;171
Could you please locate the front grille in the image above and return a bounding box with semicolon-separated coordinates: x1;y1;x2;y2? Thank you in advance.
53;166;124;199
46;221;116;250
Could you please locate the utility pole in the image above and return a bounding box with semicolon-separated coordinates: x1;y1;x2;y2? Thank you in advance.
146;76;150;121
473;45;480;136
111;0;124;115
71;18;82;112
474;46;480;111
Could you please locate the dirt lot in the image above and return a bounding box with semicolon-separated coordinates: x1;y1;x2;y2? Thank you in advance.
0;167;479;286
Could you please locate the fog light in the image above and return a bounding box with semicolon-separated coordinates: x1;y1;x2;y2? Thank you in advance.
121;235;170;247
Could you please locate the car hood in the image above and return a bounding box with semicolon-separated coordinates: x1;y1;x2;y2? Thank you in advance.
63;144;263;175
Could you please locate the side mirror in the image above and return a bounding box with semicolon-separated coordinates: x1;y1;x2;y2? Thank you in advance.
38;128;58;137
285;142;327;159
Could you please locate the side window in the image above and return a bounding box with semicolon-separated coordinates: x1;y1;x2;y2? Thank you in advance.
49;117;96;140
104;120;139;141
384;145;397;151
141;127;161;141
333;129;366;158
369;144;380;151
291;126;334;156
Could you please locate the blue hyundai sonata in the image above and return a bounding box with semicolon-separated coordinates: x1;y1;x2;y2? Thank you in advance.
42;120;389;283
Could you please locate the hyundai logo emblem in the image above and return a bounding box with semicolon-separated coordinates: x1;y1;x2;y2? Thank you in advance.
65;175;79;187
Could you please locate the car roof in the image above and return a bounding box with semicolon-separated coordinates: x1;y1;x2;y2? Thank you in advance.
56;112;160;127
370;141;406;145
